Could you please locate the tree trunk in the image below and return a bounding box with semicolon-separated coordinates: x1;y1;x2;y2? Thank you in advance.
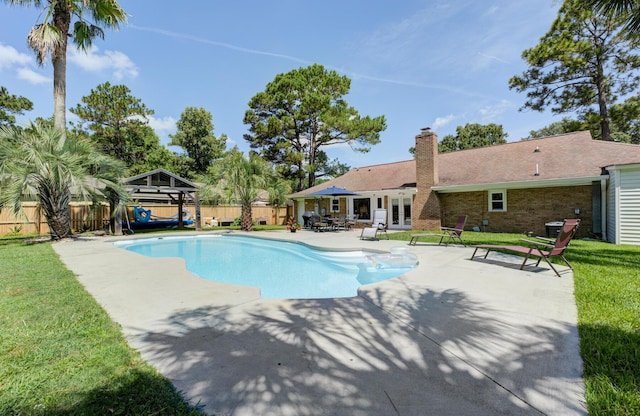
52;2;70;135
598;92;611;141
296;162;305;192
47;206;72;240
195;196;202;231
40;187;72;240
596;56;611;141
241;203;253;231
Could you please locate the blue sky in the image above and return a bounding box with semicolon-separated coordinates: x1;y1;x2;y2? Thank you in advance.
1;0;562;168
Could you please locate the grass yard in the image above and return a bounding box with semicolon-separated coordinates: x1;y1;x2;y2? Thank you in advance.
0;242;203;415
1;231;638;415
388;231;640;415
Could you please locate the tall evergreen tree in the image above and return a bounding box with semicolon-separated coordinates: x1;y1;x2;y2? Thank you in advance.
0;86;33;127
509;0;640;141
438;123;507;153
244;64;386;191
169;107;226;175
70;82;154;167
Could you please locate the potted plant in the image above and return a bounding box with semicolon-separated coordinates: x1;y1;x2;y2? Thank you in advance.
286;216;302;232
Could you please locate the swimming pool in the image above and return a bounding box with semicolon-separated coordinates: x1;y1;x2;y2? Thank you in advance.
114;235;417;299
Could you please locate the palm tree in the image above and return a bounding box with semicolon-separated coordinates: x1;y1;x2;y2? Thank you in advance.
0;122;127;240
267;178;291;226
589;0;640;31
212;149;272;232
3;0;127;133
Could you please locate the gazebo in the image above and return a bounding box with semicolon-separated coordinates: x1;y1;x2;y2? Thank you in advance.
121;169;201;233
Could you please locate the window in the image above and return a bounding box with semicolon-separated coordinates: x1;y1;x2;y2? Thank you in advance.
331;199;339;212
353;198;371;220
488;190;506;212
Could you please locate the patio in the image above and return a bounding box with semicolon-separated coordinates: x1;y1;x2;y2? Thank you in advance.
53;229;586;415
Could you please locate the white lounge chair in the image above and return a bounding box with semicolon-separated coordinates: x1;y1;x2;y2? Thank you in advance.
360;209;388;240
360;227;379;240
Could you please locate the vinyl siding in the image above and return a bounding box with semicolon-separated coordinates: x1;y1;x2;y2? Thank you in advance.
619;167;640;245
607;170;619;244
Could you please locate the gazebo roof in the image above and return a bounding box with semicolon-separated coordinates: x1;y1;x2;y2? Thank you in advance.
124;168;199;202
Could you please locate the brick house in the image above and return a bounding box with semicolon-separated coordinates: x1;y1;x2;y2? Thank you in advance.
290;128;640;244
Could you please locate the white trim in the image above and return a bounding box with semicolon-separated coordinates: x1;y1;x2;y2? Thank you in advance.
432;176;606;193
600;177;607;241
331;198;339;212
606;162;640;172
488;189;507;212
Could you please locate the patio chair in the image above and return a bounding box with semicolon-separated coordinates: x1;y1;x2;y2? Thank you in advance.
359;210;387;240
409;215;467;246
346;213;359;230
470;218;581;277
368;209;388;239
309;214;331;232
360;226;380;240
330;216;347;231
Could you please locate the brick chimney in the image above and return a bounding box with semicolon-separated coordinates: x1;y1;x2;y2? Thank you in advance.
413;128;442;230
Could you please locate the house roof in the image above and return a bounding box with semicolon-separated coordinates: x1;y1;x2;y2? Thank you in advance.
291;131;640;196
437;131;640;188
291;159;417;197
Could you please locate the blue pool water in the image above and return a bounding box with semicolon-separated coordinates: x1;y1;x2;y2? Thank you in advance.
114;235;416;299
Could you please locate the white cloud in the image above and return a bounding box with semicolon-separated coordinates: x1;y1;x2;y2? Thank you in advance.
484;6;499;16
432;114;456;130
68;46;138;80
479;100;513;122
0;43;32;69
148;115;176;132
0;42;50;85
147;115;176;147
17;67;50;84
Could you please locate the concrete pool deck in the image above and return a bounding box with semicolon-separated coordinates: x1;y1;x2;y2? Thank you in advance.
53;229;586;415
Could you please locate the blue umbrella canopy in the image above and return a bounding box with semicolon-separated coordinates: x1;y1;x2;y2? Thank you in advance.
308;186;359;196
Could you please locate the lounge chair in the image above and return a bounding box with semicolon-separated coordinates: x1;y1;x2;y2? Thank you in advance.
359;210;388;240
409;215;467;246
360;226;379;240
470;218;581;277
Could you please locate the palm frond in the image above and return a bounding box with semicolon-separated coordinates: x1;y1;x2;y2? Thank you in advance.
27;23;62;65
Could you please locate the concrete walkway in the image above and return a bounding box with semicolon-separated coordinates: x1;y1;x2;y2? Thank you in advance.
53;229;586;415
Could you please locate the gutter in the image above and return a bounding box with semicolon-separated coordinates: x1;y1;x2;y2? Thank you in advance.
431;175;607;193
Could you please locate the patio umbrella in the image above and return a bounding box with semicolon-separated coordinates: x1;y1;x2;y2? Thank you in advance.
307;186;359;197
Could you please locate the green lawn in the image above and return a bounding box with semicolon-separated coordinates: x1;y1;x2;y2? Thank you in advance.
1;232;638;415
0;241;203;415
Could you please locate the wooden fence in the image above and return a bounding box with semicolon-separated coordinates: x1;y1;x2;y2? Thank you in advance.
0;202;289;236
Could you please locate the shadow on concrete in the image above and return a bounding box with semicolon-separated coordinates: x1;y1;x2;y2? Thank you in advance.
133;287;585;415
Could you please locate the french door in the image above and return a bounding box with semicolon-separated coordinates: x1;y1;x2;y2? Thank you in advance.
390;196;412;229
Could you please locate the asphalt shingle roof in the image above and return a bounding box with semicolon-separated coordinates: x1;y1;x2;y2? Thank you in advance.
292;131;640;196
437;131;640;186
291;160;416;197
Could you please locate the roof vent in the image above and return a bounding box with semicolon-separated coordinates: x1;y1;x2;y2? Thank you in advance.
534;146;540;152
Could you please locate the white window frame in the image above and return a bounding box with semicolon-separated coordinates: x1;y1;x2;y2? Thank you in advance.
488;189;507;212
331;198;340;213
